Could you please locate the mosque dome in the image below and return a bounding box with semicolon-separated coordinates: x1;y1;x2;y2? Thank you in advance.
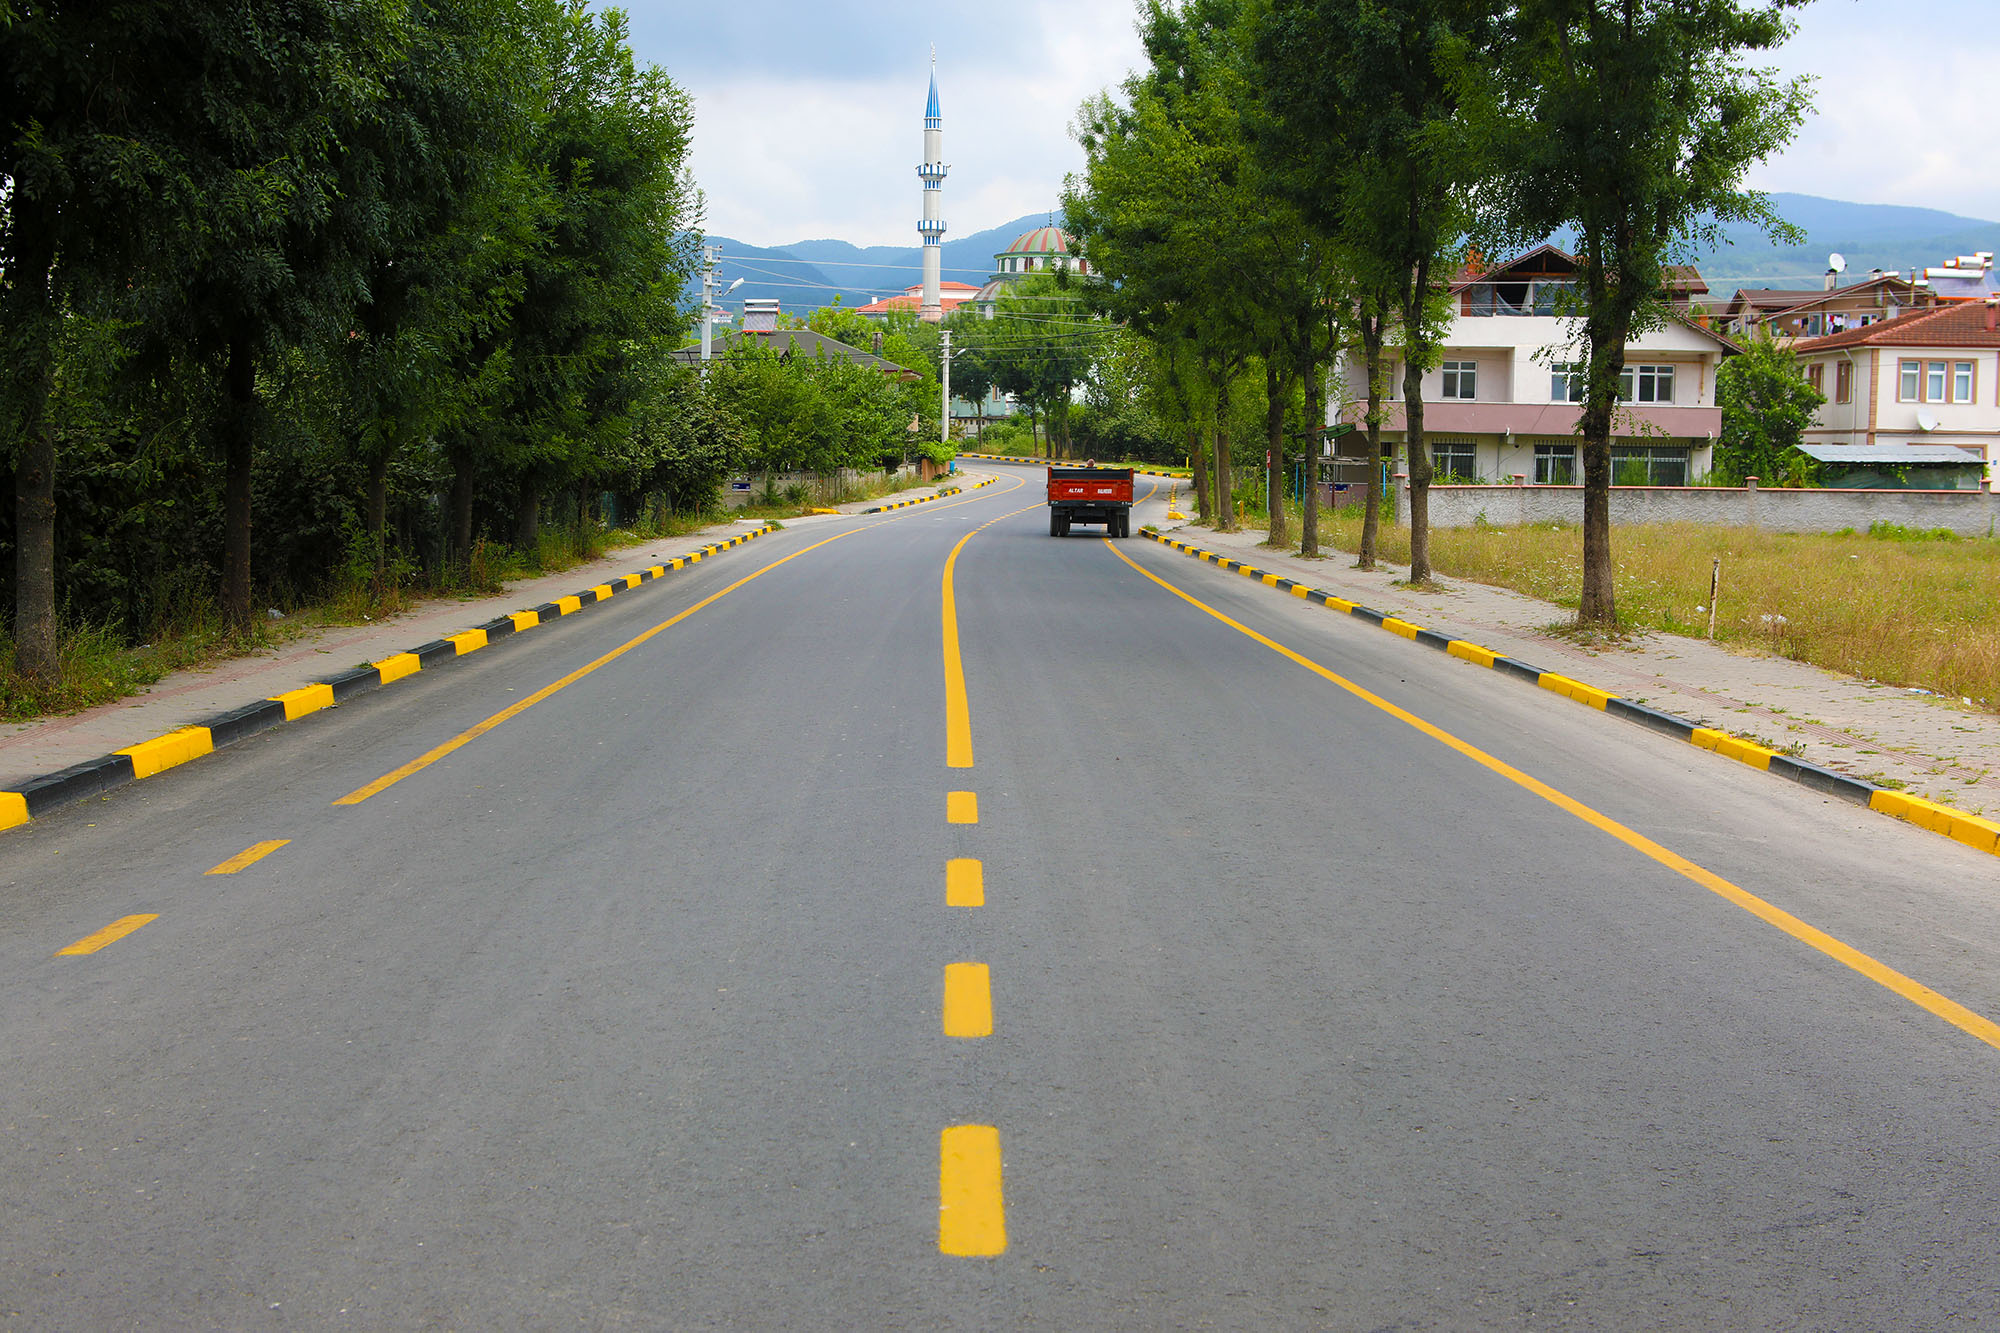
989;225;1088;282
1003;226;1074;256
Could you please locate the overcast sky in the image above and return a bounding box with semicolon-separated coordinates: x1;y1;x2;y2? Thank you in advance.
612;0;2000;248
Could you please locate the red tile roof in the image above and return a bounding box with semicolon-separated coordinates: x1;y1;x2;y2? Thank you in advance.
1794;300;2000;351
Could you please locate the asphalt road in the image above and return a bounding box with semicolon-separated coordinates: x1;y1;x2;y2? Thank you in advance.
5;460;2000;1330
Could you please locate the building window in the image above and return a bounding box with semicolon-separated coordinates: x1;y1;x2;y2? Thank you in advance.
1806;363;1824;393
1900;359;1921;401
1632;364;1675;403
1612;445;1690;486
1534;443;1576;484
1440;361;1476;400
1954;361;1975;403
1900;358;1967;404
1551;362;1586;403
1431;439;1477;481
1835;360;1852;404
1927;360;1947;403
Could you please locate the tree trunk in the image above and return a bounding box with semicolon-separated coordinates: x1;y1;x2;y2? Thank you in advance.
1213;374;1236;531
515;475;541;552
1402;253;1435;586
449;454;475;569
1578;310;1624;626
366;451;390;573
6;223;59;682
1358;315;1385;570
1301;342;1323;560
221;335;257;637
1403;351;1433;584
1264;359;1288;547
1188;425;1209;520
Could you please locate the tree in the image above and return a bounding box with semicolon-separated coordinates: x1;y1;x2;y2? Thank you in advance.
116;0;410;635
1479;0;1811;625
340;0;544;572
1255;0;1493;582
1714;335;1822;485
2;0;190;675
979;276;1096;459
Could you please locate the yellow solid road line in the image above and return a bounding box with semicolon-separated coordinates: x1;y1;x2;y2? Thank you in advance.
947;790;979;824
943;962;994;1037
939;1125;1006;1255
335;528;868;805
205;839;291;875
57;914;158;956
1106;539;2000;1056
946;858;985;906
336;485;1027;809
940;499;1044;770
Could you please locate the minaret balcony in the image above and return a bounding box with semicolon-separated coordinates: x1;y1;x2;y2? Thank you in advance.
918;220;948;237
916;162;949;182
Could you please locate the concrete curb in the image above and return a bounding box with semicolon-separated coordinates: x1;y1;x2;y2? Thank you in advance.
861;475;996;514
0;524;782;834
1139;528;2000;859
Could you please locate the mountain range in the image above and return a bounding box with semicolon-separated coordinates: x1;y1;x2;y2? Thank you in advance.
705;194;2000;315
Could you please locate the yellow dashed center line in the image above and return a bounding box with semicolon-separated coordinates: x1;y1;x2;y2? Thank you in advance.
943;963;994;1037
205;839;291;875
947;790;979;824
57;914;158;956
945;858;985;907
939;1125;1007;1255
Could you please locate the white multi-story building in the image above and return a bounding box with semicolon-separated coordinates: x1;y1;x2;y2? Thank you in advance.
1332;246;1737;486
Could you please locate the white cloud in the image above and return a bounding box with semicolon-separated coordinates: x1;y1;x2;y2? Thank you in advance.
651;0;1146;246
1751;0;2000;220
648;0;2000;246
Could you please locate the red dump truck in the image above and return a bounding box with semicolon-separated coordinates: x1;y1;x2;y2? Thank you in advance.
1047;465;1134;538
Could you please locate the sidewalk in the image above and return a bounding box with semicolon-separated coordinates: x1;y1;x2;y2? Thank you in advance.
0;477;972;792
1149;515;2000;816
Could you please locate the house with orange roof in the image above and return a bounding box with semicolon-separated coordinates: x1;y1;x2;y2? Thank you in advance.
855;281;983;320
1792;299;2000;488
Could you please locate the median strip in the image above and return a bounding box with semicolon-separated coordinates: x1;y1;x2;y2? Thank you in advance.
1137;529;1996;859
0;524;781;833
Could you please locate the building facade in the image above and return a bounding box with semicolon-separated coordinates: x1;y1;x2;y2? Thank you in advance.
1792;299;2000;488
970;225;1090;317
1332;247;1735;486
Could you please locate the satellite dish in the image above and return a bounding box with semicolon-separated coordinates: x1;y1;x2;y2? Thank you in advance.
1829;252;1847;274
1916;409;1938;432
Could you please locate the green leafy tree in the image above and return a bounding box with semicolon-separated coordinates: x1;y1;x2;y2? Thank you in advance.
1714;336;1823;485
1477;0;1811;625
1254;0;1493;581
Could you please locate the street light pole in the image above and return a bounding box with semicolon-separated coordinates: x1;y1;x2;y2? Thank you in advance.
941;329;952;454
699;245;720;369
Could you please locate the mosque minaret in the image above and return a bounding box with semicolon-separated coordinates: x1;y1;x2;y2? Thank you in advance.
916;52;948;322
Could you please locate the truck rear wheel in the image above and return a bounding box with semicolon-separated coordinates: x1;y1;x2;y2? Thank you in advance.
1049;510;1060;537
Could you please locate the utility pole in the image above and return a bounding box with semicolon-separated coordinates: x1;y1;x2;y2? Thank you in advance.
941;329;952;452
699;245;721;370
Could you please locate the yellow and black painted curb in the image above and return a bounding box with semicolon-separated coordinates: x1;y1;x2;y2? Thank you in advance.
0;524;782;835
1140;529;2000;859
862;475;997;514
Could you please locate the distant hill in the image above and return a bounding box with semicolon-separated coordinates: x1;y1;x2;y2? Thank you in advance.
701;194;2000;313
1646;193;1998;298
704;213;1058;313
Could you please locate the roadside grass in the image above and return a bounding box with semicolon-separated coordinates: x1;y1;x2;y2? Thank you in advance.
1303;508;2000;710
